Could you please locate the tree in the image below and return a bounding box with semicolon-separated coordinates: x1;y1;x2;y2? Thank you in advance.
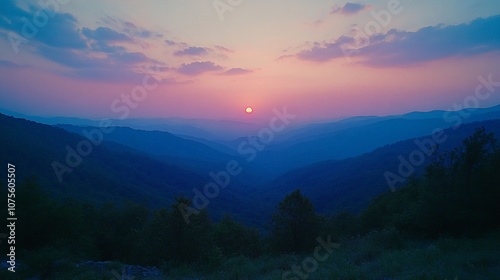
166;197;213;263
362;127;500;237
213;214;261;257
141;208;171;265
452;127;496;188
271;189;319;253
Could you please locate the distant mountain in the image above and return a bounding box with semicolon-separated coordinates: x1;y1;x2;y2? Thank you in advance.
255;120;500;220
2;105;500;228
277;104;500;145
113;117;268;140
245;105;500;175
0;107;101;127
0;113;261;223
0;107;269;141
398;104;500;120
56;124;235;163
56;124;274;185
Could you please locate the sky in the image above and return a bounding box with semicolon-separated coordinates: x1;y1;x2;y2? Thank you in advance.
0;0;499;122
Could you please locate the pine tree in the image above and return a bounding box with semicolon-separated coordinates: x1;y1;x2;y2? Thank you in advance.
271;189;319;253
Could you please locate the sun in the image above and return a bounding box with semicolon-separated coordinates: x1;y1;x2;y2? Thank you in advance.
245;107;253;114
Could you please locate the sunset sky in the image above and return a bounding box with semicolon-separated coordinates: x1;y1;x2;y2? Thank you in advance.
1;0;499;122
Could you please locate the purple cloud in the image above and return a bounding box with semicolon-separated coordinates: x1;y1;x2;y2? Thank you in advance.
110;52;152;64
174;46;210;56
294;15;500;67
0;1;87;49
177;61;223;76
82;27;131;42
37;46;105;68
165;40;187;47
165;40;176;46
296;36;355;62
221;68;253;75
54;49;156;70
214;45;233;53
331;2;369;15
102;16;163;39
0;1;168;84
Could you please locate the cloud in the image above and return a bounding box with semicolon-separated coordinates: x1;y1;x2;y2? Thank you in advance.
37;13;88;49
100;16;163;39
294;15;500;66
214;45;233;53
174;46;210;56
82;27;131;42
167;41;233;59
90;41;127;54
295;36;355;62
331;2;369;15
110;51;153;64
165;39;189;49
0;2;163;83
123;25;163;39
0;1;36;32
177;61;223;76
37;42;158;70
221;68;253;75
165;40;177;46
147;65;170;72
0;1;194;85
37;46;107;68
33;45;168;83
0;0;87;50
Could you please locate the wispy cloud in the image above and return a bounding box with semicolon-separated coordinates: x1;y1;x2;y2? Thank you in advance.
214;45;233;53
220;68;253;75
177;61;223;76
165;39;187;47
174;46;210;56
99;16;164;40
0;0;172;83
293;15;500;66
0;1;87;50
331;2;370;15
82;27;131;42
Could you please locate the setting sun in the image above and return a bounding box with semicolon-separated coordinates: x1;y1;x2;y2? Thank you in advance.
245;107;253;114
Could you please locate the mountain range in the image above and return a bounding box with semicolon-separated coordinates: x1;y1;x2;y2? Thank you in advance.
1;105;500;227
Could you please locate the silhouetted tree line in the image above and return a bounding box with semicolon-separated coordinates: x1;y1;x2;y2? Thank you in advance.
1;181;261;268
361;127;500;237
1;127;499;270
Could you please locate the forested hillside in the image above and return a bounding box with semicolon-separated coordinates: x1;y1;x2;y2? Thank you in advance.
1;126;499;279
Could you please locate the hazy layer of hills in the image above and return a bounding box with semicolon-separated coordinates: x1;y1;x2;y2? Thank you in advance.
1;105;500;226
257;120;500;217
0;114;261;224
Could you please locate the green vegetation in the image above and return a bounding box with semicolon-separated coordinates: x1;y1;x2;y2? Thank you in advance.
360;127;500;237
271;189;320;253
1;127;499;279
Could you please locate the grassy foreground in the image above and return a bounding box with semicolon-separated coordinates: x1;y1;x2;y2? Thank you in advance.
3;229;499;279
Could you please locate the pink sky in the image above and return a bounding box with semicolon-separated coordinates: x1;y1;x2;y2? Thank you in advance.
1;0;499;122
